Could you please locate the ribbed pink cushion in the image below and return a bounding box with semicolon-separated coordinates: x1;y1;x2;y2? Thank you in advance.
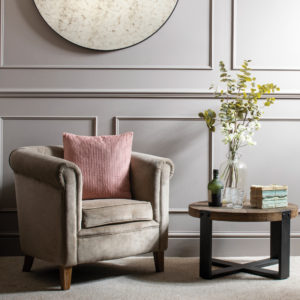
63;132;133;200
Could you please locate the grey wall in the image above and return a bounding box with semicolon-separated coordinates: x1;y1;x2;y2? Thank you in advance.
1;0;300;256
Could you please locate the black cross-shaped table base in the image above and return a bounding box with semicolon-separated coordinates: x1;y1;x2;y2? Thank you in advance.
210;257;281;279
200;210;291;279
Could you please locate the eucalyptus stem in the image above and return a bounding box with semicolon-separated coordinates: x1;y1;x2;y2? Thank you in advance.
200;60;279;205
199;60;279;148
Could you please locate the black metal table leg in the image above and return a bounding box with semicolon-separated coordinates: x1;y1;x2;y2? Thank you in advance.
200;211;212;279
270;211;291;279
198;210;292;280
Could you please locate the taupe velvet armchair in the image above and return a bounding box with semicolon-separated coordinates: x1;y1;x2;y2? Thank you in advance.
9;146;174;290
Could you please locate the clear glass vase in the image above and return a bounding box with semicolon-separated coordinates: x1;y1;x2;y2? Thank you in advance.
219;153;247;208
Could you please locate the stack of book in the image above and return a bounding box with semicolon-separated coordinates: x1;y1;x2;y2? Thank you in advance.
250;185;288;209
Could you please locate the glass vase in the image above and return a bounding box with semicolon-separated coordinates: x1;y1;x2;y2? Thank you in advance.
219;153;247;208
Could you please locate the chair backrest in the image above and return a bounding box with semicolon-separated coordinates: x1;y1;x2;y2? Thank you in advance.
18;145;64;158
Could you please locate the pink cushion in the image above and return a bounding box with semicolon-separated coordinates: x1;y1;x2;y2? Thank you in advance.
63;132;133;200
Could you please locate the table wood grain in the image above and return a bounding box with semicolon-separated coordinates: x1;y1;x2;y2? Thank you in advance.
188;201;298;222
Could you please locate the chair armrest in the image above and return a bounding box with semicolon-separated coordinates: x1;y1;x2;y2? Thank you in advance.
130;152;174;251
9;147;83;266
9;147;81;189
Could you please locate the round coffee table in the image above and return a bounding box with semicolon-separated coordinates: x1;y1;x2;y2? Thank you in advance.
188;201;298;279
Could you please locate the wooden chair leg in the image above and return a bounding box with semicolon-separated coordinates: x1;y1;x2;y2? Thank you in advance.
153;251;164;272
22;255;34;272
59;267;72;290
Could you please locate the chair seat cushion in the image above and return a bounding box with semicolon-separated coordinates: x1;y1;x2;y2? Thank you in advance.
82;199;153;228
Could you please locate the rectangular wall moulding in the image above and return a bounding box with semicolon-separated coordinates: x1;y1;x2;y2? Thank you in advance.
232;0;300;71
0;116;97;209
167;117;300;239
0;91;299;99
213;117;300;235
114;116;212;214
0;0;213;70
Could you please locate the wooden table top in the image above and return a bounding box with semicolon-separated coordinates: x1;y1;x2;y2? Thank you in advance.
189;201;299;222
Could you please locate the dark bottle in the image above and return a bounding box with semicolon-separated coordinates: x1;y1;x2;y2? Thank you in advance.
208;169;224;207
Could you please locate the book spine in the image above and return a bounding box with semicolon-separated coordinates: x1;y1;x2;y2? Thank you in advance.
261;190;288;198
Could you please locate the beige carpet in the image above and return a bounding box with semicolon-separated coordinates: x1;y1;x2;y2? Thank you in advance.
1;256;300;300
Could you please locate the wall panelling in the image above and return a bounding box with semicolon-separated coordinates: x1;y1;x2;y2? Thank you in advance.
232;0;300;70
1;0;212;70
1;0;300;256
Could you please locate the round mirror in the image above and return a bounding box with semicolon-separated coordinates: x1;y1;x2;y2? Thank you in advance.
34;0;178;51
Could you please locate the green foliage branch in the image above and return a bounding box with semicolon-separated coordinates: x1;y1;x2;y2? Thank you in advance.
199;60;280;159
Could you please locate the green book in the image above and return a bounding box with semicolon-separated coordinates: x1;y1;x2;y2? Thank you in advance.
261;190;288;198
250;185;288;208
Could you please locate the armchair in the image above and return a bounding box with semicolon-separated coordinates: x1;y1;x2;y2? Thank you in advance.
9;146;174;290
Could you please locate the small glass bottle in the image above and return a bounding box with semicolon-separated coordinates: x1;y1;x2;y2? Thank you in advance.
208;169;224;207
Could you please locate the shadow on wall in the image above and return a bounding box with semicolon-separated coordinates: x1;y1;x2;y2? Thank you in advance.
15;0;108;55
0;182;16;209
